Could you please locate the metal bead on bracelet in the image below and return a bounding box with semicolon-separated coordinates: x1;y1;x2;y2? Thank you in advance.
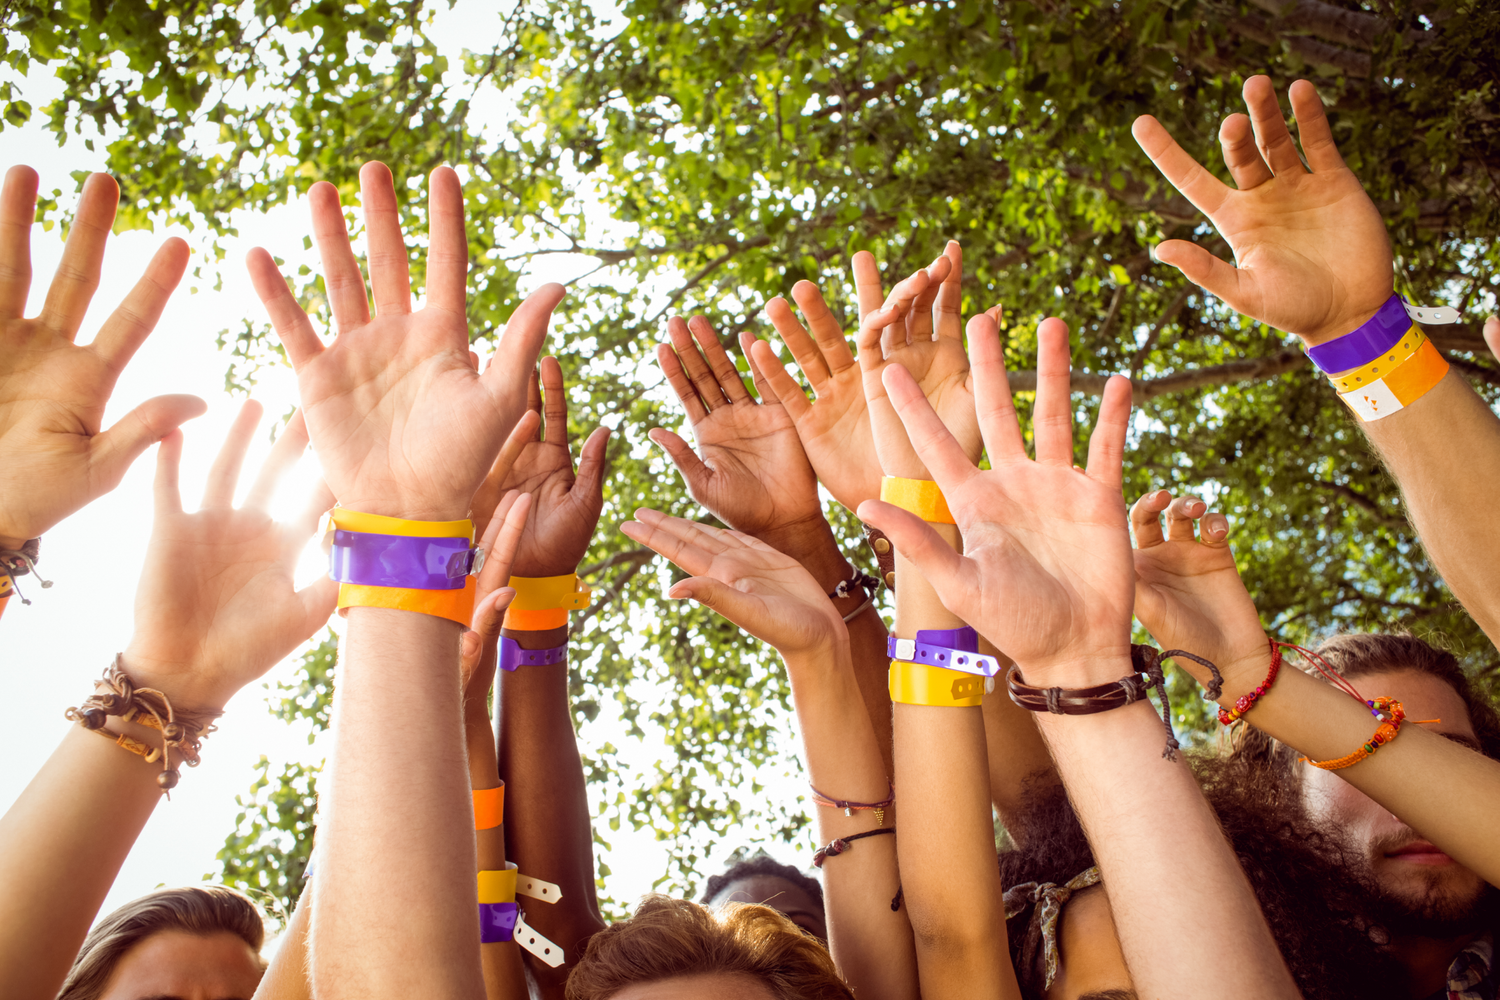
0;537;52;606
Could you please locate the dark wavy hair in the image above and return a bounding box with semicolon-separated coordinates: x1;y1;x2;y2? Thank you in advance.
700;852;824;910
997;780;1403;1000
58;885;265;1000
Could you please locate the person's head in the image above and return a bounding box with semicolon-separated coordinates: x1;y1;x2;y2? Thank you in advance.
565;895;852;1000
1230;632;1500;937
701;853;826;940
58;885;266;1000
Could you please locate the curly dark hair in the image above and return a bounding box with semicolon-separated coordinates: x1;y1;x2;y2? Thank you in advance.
700;852;824;909
997;780;1403;1000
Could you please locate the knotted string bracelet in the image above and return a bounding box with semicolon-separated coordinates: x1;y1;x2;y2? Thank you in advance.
65;655;221;795
1007;645;1223;760
807;780;894;825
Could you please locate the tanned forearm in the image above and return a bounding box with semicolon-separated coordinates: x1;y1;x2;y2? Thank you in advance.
976;636;1056;841
467;702;526;997
496;624;605;998
311;609;482;1000
1355;370;1500;644
1037;686;1298;1000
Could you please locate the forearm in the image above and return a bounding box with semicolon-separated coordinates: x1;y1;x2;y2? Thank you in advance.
1356;370;1500;642
892;539;1014;1000
761;517;893;777
254;887;312;1000
976;636;1056;840
495;624;605;997
783;643;914;1000
1226;658;1500;885
467;712;527;999
1037;696;1297;1000
311;609;482;1000
0;726;165;999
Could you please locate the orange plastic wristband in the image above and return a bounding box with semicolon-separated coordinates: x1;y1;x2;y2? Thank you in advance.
880;477;955;524
1337;338;1450;422
474;784;505;830
504;606;570;631
338;578;476;626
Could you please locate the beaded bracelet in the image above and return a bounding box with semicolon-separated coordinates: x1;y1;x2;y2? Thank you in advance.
1301;697;1409;770
1216;640;1281;726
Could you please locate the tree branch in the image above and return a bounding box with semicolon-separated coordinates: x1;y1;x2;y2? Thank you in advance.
1245;0;1387;48
1006;348;1306;402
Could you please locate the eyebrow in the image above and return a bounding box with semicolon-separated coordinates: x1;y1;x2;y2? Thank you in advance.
1079;991;1138;1000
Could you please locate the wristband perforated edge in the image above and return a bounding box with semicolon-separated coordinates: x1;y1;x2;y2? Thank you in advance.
1336;339;1449;422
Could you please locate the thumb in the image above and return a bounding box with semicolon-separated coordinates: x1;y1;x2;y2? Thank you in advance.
91;394;208;491
667;576;760;627
648;427;711;488
1152;241;1246;313
574;427;612;501
857;498;969;606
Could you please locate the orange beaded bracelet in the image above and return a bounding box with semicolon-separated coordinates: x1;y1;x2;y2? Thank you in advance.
1301;697;1411;771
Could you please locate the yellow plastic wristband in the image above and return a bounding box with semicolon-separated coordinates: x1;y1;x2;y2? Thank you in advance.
328;508;475;542
338;578;476;626
888;659;985;707
1328;325;1425;393
880;477;955;524
507;575;593;611
478;863;519;904
1337;338;1450;423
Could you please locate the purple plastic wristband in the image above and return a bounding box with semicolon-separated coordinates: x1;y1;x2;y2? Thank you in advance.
497;636;568;672
1306;294;1411;374
328;530;478;590
480;901;519;943
889;626;1002;677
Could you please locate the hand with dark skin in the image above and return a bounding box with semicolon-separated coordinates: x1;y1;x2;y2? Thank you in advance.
654;314;894;775
0;168;207;550
487;361;610;996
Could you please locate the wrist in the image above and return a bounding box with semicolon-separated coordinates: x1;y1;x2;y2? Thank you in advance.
115;649;237;717
1297;290;1396;348
0;531;29;551
1014;648;1135;690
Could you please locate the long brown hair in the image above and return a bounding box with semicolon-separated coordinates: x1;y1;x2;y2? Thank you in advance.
58;885;265;1000
565;895;852;1000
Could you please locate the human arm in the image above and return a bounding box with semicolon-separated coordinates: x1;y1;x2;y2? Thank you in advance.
0;167;206;557
653;314;892;775
486;360;610;996
859;316;1300;1000
851;253;1017;1000
248;161;563;1000
619;511;915;1000
1131;488;1500;888
1132;74;1500;644
0;403;336;1000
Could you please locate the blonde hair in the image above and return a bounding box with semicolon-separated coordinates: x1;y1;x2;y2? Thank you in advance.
566;894;852;1000
58;885;265;1000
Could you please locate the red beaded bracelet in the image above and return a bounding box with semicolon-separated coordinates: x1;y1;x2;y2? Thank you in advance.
1217;640;1281;726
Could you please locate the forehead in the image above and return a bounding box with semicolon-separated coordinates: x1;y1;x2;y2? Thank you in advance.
1350;668;1477;742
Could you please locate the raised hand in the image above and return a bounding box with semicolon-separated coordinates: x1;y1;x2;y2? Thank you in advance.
619;509;847;658
754;280;880;512
1132;75;1392;346
1130;490;1269;693
855;242;994;479
475;356;608;578
857;316;1135;685
459;488;532;715
653;315;823;542
123;403;337;714
246;162;563;522
0;168;206;548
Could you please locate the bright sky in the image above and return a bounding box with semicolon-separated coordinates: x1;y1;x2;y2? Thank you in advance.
0;1;816;943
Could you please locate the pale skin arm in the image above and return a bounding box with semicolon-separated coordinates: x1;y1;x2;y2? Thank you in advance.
851;256;1016;1000
859;317;1300;1000
620;511;916;1000
248;162;563;1000
0;404;336;1000
253;889;312;1000
1133;74;1500;645
1132;490;1500;888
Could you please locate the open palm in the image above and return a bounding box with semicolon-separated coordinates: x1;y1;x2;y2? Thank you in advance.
1133;76;1391;345
0;169;206;548
754;280;880;512
247;162;561;522
621;509;846;658
123;404;337;714
859;316;1136;685
653;315;822;538
1130;490;1269;691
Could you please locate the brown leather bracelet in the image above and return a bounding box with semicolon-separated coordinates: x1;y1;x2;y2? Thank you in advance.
862;525;896;592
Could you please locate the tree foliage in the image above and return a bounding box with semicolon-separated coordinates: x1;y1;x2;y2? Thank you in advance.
7;0;1499;916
